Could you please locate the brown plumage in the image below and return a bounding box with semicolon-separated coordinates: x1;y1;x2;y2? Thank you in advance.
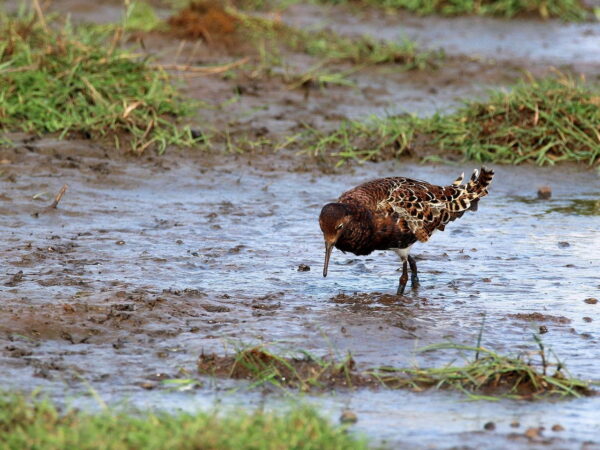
319;167;494;295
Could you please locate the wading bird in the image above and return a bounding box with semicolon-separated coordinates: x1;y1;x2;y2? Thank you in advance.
319;167;494;295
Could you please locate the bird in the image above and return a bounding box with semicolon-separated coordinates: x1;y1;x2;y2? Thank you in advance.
319;167;494;295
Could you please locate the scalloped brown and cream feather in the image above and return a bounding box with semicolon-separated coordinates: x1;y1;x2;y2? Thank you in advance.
338;167;494;245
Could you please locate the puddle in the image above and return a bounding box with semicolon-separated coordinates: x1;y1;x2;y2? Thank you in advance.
1;139;600;447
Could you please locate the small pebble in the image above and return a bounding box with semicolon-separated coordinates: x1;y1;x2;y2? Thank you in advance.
583;317;593;323
340;410;358;424
584;298;598;305
551;424;565;432
537;186;552;200
138;382;156;390
524;427;542;440
176;239;183;245
484;421;496;431
558;241;570;248
510;421;520;428
190;129;204;140
297;264;311;272
115;240;125;245
539;325;548;334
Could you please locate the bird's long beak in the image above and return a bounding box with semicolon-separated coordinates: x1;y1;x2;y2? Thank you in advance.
323;241;334;277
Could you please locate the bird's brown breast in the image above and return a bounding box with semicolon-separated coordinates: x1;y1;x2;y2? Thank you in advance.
335;213;417;255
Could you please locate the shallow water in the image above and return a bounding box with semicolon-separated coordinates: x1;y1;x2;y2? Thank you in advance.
1;141;599;447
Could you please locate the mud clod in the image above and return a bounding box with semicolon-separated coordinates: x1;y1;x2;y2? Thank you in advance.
297;264;311;272
584;298;598;305
484;421;496;431
167;2;239;45
4;271;24;287
508;313;571;324
537;186;552;200
201;304;231;313
340;410;358;424
524;427;543;440
198;347;372;391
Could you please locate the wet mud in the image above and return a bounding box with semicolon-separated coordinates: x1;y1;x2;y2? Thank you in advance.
198;347;375;390
2;0;600;448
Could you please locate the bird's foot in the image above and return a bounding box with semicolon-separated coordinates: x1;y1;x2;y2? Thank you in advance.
396;283;407;296
411;275;420;289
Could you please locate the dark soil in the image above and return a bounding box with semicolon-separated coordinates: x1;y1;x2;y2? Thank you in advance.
198;347;377;390
508;313;572;324
167;2;241;48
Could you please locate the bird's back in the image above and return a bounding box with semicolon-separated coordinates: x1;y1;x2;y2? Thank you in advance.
339;167;494;243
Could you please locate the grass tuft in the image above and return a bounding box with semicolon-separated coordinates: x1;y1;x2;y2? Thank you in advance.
198;339;594;399
199;346;369;391
301;76;600;166
0;12;198;153
372;341;593;400
124;1;165;32
322;0;591;20
0;393;366;449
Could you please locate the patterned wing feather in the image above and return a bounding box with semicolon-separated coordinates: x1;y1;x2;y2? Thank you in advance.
340;167;494;242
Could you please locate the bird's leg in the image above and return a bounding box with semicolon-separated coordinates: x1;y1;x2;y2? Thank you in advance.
408;255;419;288
397;259;409;296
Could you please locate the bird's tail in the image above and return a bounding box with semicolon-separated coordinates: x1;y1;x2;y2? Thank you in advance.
466;167;494;198
446;167;494;214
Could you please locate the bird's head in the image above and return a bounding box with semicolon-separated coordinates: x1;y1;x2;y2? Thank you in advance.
319;203;351;277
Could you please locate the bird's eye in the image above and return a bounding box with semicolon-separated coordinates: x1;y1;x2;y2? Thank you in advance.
336;224;344;230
